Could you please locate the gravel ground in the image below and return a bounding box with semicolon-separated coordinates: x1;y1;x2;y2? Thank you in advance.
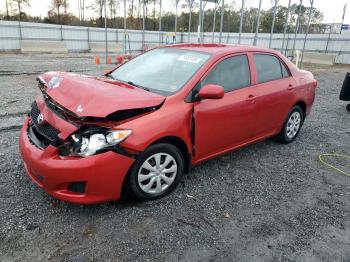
0;54;349;262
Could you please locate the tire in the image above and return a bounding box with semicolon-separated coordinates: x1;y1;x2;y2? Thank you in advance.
275;105;304;144
346;104;350;112
125;143;184;201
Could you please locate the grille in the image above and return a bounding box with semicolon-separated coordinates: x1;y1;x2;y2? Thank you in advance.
30;102;41;125
27;126;43;149
35;123;60;142
29;102;60;147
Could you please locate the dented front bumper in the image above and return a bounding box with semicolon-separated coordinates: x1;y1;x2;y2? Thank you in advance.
19;118;135;204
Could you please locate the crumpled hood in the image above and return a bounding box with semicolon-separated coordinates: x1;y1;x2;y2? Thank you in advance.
38;72;165;118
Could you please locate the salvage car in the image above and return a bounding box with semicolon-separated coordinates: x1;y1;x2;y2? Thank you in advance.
19;44;317;204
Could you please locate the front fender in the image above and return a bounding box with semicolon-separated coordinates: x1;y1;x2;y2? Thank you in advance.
118;99;193;154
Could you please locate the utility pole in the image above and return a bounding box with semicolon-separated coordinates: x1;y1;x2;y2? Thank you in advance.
341;3;347;34
124;0;127;54
292;0;303;55
219;0;224;43
198;0;203;43
175;0;180;40
5;0;9;19
82;0;85;23
212;0;220;43
238;0;245;44
187;0;193;42
142;0;146;49
300;0;314;66
201;1;206;42
253;0;262;46
281;0;291;54
159;0;162;44
325;21;334;53
78;0;81;22
104;0;108;63
269;0;278;48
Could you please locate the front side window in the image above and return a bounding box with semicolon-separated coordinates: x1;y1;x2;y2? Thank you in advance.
202;55;251;92
254;54;289;83
110;48;210;96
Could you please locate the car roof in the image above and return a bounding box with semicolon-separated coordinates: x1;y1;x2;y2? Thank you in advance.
159;43;299;77
165;43;278;55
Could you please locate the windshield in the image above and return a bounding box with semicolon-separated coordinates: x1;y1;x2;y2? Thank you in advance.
110;48;210;95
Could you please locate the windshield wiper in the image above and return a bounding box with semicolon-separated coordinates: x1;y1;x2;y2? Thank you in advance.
127;81;150;92
111;78;151;92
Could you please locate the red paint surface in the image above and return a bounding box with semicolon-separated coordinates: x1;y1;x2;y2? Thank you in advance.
19;44;316;203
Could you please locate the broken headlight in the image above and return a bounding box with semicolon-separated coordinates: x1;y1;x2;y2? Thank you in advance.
62;128;132;157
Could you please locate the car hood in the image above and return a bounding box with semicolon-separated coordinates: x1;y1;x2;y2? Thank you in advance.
38;72;165;118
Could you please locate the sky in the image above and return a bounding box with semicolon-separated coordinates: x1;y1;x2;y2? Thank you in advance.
1;0;350;24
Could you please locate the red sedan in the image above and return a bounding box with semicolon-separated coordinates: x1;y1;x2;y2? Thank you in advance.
19;44;317;204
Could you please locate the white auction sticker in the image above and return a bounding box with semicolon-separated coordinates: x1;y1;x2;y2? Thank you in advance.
178;55;203;64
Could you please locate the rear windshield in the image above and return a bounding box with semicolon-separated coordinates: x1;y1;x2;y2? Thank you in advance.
110;48;210;96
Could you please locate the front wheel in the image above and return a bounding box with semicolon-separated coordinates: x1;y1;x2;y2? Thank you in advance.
125;143;184;201
275;105;304;144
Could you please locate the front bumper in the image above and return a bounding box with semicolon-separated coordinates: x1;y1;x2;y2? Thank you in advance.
19;118;135;204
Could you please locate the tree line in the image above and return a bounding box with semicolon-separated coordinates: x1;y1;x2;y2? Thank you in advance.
1;0;326;33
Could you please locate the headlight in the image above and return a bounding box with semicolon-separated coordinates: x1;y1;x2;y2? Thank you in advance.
67;129;132;157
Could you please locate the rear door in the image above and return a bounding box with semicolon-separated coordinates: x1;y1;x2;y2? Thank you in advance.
251;53;296;138
193;54;257;162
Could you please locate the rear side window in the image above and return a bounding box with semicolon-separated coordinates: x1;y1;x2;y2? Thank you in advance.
202;55;251;92
254;54;289;83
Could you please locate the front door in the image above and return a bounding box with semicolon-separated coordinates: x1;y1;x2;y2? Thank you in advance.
193;54;257;162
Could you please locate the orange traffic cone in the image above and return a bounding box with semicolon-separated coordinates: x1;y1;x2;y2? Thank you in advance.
116;55;123;64
107;56;112;64
94;55;100;65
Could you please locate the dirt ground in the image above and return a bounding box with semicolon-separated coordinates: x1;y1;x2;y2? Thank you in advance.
0;53;349;262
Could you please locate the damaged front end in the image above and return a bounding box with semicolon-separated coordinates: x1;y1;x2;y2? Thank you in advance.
32;75;164;158
27;101;61;150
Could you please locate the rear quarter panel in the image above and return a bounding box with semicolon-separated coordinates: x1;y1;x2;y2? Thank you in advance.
293;69;316;116
276;51;316;116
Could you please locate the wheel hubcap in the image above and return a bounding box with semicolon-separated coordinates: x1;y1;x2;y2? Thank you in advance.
138;153;177;195
286;111;301;139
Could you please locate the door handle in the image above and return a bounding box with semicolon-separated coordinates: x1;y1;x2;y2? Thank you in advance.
246;94;256;102
287;84;294;91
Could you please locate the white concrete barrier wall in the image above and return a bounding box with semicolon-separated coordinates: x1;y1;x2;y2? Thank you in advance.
300;52;336;65
89;42;123;53
1;20;350;64
21;40;68;53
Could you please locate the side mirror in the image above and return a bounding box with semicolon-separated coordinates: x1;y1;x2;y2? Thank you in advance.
198;84;224;100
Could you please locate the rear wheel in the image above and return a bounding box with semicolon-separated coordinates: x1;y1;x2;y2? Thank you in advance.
346;104;350;112
126;143;184;201
275;105;304;144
